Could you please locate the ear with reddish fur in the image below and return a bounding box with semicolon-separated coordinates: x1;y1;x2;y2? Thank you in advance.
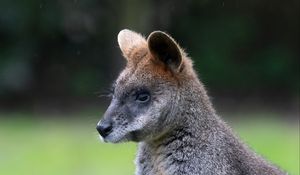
147;31;182;71
117;29;147;65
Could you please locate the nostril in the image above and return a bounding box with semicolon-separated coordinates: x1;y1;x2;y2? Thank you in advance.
103;125;112;134
96;122;113;138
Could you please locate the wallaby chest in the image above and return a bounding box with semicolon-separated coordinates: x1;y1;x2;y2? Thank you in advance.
136;142;175;175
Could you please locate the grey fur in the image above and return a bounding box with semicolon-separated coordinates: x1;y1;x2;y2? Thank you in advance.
97;29;286;175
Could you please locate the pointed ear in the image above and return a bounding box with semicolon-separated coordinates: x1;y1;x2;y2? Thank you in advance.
117;29;147;63
147;31;182;71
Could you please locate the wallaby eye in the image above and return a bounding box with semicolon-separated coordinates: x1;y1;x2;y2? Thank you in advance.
136;92;150;103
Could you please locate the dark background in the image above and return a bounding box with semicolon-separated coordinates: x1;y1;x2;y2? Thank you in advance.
0;0;299;118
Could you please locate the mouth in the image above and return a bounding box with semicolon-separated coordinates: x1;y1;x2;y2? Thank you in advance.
98;130;132;143
98;134;106;142
98;132;113;143
97;131;117;143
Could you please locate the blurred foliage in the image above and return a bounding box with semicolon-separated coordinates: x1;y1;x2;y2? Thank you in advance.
0;0;299;106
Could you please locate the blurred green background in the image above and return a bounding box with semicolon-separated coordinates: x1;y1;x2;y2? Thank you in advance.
0;0;299;175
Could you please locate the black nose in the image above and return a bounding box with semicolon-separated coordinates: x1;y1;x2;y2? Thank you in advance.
96;122;113;138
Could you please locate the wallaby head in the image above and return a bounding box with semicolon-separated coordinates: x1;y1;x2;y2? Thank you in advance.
96;29;286;175
96;29;202;143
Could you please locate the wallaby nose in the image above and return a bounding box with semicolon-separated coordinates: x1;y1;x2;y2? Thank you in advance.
96;122;113;138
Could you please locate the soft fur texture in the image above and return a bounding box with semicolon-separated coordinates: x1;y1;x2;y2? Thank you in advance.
97;29;286;175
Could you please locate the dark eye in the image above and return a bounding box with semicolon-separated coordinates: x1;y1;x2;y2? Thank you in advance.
136;92;150;103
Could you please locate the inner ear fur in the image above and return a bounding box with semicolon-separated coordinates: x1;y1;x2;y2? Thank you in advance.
118;29;147;65
147;31;182;71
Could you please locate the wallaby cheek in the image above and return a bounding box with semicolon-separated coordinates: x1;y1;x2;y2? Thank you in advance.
129;130;144;142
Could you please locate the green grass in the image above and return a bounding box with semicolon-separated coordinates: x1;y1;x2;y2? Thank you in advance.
0;114;299;175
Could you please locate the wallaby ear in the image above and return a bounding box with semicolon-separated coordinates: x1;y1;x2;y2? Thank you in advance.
117;29;147;63
147;31;182;71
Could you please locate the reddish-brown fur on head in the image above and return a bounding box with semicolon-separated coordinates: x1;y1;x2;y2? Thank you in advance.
117;29;197;86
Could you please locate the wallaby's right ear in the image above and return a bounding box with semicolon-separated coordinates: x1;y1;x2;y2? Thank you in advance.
118;29;147;64
148;31;183;72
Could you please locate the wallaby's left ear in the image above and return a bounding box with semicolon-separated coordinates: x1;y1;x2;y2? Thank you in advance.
148;31;182;72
